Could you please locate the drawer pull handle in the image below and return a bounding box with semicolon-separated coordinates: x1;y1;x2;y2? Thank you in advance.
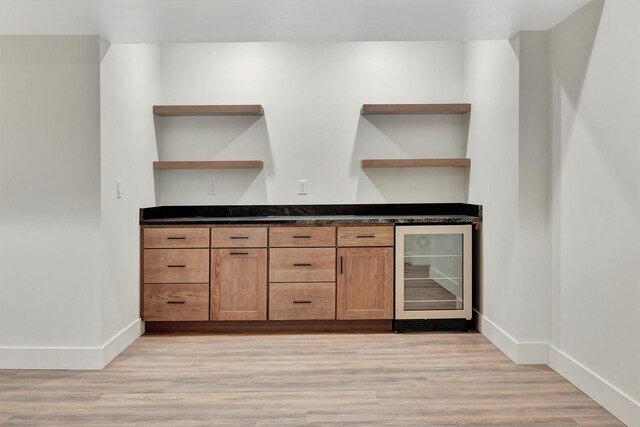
357;235;375;238
293;300;312;304
166;301;186;304
229;236;249;239
293;263;312;267
166;264;186;268
293;235;311;238
230;252;249;255
166;237;186;240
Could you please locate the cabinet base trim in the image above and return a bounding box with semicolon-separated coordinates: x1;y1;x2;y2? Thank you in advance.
144;320;392;334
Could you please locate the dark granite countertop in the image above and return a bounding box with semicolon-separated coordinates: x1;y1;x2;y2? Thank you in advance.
141;214;480;225
140;203;482;226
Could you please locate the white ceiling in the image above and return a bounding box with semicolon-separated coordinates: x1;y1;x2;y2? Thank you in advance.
0;0;590;43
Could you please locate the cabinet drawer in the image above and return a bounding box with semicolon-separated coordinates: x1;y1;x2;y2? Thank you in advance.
269;226;335;247
143;284;209;321
338;226;394;247
143;249;209;283
269;283;336;320
143;228;209;248
269;248;335;282
210;227;267;248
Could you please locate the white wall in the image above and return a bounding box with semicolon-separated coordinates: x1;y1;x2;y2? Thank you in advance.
156;42;469;205
0;36;103;366
463;41;522;353
549;1;640;424
0;38;157;369
99;44;160;353
516;31;552;346
464;10;640;422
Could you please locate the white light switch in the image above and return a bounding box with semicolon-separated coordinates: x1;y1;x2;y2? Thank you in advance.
297;180;308;195
116;179;122;199
208;181;217;195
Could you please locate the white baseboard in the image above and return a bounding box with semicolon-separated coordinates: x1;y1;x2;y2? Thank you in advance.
0;346;104;370
101;318;144;368
549;345;640;427
475;310;549;364
0;318;143;370
476;310;639;426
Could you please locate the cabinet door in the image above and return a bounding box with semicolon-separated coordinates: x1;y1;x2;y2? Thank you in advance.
337;247;393;320
211;249;267;321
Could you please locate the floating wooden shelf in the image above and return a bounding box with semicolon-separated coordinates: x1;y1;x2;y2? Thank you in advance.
361;159;471;168
153;161;264;170
361;104;471;115
153;105;264;117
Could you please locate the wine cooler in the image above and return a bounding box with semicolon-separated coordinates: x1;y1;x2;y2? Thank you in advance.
395;225;472;324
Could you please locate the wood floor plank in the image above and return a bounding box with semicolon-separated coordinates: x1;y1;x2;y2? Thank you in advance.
0;332;625;426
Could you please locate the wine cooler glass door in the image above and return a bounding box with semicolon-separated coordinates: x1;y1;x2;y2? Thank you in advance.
395;225;472;320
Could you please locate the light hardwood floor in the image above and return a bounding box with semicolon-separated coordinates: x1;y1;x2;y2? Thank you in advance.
0;332;624;426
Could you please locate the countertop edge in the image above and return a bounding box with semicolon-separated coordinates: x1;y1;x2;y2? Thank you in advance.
140;216;481;226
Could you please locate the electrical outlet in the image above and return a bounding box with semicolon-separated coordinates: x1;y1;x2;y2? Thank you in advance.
208;181;217;195
116;179;122;199
297;180;308;195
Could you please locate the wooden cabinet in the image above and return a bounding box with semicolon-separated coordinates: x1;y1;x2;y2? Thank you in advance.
210;226;268;321
143;249;209;284
268;227;337;321
141;223;397;326
142;256;210;320
142;227;211;321
143;284;209;321
338;226;394;247
269;283;336;320
211;248;267;321
269;248;336;282
143;228;210;249
210;227;267;248
269;226;335;247
337;247;394;320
